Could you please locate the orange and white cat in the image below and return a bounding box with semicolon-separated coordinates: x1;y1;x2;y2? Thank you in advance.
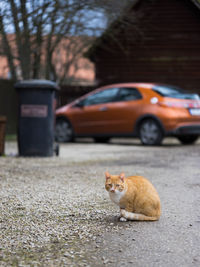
105;172;161;221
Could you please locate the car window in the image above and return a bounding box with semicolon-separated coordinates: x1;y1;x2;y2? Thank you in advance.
118;87;142;101
153;85;200;100
82;87;119;106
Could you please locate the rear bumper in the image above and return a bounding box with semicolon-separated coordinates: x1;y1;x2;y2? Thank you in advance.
169;125;200;135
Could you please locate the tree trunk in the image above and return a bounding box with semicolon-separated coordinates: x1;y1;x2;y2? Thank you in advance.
9;0;31;79
20;0;31;79
0;15;17;80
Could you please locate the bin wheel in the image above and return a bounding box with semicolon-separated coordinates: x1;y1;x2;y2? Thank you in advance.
55;118;73;142
54;143;59;156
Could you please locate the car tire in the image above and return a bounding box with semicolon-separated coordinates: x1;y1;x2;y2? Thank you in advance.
139;118;164;146
55;118;74;143
177;135;199;145
94;137;110;143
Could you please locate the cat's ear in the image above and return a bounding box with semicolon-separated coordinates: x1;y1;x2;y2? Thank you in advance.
119;173;125;182
105;171;110;180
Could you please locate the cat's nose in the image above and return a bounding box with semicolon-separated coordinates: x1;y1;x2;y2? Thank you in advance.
110;189;115;193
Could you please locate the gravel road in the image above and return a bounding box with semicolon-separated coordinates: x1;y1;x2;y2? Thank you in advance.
0;138;200;267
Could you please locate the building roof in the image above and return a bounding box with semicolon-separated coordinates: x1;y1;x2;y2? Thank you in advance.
86;0;200;61
128;0;200;9
191;0;200;9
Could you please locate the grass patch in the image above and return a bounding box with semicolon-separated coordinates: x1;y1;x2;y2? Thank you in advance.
5;135;17;141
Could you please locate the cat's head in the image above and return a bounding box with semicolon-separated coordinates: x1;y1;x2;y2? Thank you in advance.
105;172;126;193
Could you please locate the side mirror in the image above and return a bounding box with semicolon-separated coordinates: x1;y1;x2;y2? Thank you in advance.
74;101;84;108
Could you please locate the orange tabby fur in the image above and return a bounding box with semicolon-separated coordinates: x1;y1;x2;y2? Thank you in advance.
105;172;161;221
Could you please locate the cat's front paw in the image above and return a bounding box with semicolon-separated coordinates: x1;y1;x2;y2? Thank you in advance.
119;209;127;221
120;209;126;217
119;217;127;222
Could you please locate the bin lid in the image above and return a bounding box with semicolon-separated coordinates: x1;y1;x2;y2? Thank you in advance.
0;116;6;122
15;79;60;91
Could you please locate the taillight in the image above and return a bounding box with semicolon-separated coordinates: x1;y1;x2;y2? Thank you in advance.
158;101;200;108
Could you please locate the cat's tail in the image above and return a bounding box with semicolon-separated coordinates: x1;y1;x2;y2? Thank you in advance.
121;209;159;221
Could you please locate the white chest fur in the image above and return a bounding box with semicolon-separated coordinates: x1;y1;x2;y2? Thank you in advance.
109;190;125;207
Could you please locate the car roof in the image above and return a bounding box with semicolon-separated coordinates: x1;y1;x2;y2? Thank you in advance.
98;82;156;90
69;83;156;106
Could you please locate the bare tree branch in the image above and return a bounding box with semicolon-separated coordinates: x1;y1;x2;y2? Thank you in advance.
0;12;17;80
0;0;131;83
19;0;31;77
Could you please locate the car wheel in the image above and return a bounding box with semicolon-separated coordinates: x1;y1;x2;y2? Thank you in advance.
139;119;164;145
94;137;110;143
177;135;199;145
55;118;74;143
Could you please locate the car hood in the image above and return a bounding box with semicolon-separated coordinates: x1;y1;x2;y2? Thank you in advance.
56;103;72;114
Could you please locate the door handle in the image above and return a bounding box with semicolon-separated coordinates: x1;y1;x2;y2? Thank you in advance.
99;107;108;111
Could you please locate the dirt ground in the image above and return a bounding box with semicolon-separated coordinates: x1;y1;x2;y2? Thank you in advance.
0;137;200;267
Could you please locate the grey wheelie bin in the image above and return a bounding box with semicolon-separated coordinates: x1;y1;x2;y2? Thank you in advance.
15;80;59;157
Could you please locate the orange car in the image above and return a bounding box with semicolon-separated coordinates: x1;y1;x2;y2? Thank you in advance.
55;83;200;145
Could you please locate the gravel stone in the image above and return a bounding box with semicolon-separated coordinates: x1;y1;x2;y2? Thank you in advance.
1;138;200;266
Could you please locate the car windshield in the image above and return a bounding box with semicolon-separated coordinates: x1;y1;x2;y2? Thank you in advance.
153;85;200;100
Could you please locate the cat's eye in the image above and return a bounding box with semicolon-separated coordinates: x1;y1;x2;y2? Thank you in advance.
116;184;120;187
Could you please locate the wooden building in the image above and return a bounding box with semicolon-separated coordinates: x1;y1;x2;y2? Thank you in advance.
87;0;200;92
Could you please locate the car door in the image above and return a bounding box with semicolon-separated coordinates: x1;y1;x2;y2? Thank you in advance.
70;87;143;135
106;87;143;133
70;87;120;134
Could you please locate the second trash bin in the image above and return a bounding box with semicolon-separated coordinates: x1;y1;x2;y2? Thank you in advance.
15;80;59;157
